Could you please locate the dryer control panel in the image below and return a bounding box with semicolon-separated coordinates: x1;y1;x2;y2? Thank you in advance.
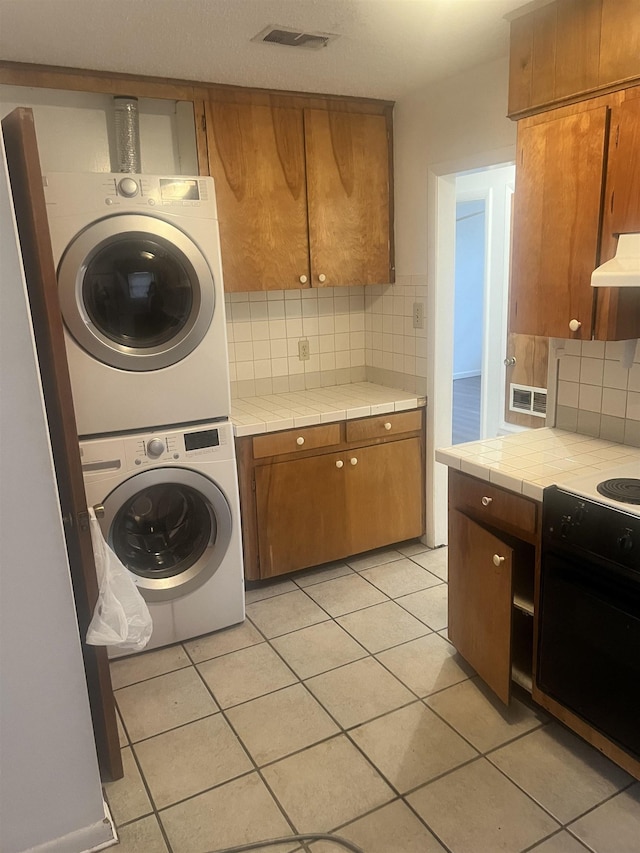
43;171;218;221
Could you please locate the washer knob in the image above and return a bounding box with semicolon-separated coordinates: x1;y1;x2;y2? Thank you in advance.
118;177;139;197
147;438;165;458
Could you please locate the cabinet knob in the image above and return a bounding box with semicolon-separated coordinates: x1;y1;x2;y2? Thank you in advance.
504;356;516;367
493;554;505;567
569;319;581;332
336;460;344;468
384;422;392;430
481;496;493;507
299;275;308;284
318;273;327;283
296;436;305;446
350;457;358;465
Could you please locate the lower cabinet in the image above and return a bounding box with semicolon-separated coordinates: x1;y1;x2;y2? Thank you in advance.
448;469;539;704
236;410;425;580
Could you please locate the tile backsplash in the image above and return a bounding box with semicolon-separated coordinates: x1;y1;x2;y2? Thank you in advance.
225;275;428;399
555;338;640;446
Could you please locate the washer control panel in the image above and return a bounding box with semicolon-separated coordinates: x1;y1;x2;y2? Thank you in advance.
80;420;234;479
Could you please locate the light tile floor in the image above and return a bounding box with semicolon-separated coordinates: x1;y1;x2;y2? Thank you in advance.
106;543;640;853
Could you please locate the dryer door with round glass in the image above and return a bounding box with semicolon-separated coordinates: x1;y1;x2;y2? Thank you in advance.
58;214;216;371
101;468;232;602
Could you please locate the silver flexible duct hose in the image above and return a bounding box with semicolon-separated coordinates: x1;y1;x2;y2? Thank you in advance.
114;96;141;173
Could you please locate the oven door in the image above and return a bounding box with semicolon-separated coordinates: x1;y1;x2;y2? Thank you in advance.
537;548;640;758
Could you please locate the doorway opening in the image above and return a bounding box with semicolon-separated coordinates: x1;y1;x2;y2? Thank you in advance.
426;159;517;546
452;164;516;444
453;197;486;443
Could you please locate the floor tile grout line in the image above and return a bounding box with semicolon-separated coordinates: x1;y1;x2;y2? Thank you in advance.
217;611;466;845
481;744;631;835
119;738;177;853
178;651;304;846
248;573;393;629
111;545;637;853
520;827;591;853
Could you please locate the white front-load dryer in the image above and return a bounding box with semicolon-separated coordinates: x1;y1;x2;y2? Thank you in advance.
80;420;245;657
44;172;230;437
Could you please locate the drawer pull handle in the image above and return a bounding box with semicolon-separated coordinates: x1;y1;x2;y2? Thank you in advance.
481;496;493;507
318;273;327;283
299;275;308;284
350;457;358;465
384;422;392;430
569;318;581;332
296;436;305;446
493;554;505;567
336;460;344;469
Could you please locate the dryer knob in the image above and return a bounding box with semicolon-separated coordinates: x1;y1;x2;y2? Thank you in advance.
147;439;165;458
118;177;139;198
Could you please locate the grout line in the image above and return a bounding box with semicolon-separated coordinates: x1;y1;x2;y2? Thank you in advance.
108;544;635;853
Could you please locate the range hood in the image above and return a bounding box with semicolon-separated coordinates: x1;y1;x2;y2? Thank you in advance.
591;233;640;287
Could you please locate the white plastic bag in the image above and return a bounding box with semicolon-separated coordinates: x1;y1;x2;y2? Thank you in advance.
86;508;152;651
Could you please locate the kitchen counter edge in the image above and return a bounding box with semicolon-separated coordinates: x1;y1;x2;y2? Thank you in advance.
231;382;427;438
436;428;640;503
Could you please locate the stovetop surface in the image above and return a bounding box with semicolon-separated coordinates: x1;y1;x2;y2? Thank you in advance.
560;462;640;517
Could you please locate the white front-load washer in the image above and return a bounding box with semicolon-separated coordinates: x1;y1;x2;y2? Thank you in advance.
80;419;245;657
44;172;230;437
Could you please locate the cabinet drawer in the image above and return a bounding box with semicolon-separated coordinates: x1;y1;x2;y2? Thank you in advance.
252;423;341;460
449;469;538;539
345;410;422;443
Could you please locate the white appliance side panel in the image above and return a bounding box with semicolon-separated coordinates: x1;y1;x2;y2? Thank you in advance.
66;325;231;435
0;136;110;853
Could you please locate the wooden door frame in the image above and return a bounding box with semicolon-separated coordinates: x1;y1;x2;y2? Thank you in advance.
1;107;122;782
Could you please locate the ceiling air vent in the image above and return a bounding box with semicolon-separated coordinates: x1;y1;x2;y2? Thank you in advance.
509;384;547;419
252;25;339;50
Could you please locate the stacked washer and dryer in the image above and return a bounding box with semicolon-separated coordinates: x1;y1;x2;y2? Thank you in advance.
44;173;245;656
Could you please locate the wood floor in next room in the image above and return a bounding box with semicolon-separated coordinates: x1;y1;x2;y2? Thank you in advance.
453;376;481;445
105;542;640;853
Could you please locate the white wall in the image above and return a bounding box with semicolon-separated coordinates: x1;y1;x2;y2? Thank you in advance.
454;199;485;378
0;139;112;853
0;85;198;174
393;56;517;545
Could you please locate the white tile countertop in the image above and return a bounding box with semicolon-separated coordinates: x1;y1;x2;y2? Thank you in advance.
231;382;426;437
436;428;640;502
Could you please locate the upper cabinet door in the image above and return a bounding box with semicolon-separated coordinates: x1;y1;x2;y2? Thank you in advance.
206;101;310;292
606;96;640;245
509;106;608;339
304;109;392;288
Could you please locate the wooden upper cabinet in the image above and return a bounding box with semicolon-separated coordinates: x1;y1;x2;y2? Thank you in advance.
555;0;601;99
509;106;608;339
508;0;640;117
304;110;391;287
206;99;393;292
206;102;309;292
599;0;640;85
606;95;640;242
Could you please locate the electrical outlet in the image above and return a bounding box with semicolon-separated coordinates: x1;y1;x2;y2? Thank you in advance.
413;302;425;329
298;338;310;361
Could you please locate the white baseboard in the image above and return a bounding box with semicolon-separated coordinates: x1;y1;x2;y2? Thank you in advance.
453;370;481;380
23;802;116;853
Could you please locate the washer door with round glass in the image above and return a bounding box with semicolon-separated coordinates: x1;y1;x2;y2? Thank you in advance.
58;214;215;371
102;468;232;602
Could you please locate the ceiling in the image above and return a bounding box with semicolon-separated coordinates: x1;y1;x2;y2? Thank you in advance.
0;0;528;101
